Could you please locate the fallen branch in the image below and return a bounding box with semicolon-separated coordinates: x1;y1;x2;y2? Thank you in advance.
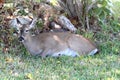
57;15;77;32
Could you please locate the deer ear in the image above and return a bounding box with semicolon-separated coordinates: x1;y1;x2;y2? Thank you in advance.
16;18;23;30
29;18;37;29
9;18;22;30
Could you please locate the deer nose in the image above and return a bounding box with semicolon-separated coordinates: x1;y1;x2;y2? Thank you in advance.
18;36;24;42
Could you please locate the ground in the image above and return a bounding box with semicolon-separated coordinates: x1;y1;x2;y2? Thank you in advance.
0;50;120;80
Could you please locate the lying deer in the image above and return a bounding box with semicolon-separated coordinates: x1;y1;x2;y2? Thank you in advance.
16;18;98;58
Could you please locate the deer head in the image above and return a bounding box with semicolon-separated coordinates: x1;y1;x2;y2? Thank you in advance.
14;18;37;42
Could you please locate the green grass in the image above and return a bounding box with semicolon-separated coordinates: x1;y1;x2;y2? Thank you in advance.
111;0;120;18
0;46;120;80
0;35;120;80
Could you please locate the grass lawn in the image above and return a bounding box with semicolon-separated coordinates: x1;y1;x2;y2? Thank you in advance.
0;48;120;80
111;0;120;18
0;0;120;80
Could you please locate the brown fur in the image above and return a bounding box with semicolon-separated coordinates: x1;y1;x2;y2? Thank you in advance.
19;27;97;57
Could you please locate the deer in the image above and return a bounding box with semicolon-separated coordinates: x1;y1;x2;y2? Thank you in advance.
14;18;98;58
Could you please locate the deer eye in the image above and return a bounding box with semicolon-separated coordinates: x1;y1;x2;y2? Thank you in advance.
16;30;20;33
25;30;29;32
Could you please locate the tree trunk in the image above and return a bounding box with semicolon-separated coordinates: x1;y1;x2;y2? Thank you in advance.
58;0;98;30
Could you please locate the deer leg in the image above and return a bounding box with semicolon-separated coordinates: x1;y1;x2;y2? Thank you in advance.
40;49;51;58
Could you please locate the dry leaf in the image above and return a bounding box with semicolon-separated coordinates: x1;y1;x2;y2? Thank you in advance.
25;73;33;80
5;57;13;63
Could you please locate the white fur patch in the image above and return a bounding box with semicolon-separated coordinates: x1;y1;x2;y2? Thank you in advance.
51;48;98;57
88;48;98;56
52;48;79;57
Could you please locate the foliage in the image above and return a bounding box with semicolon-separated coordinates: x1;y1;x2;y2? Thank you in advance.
90;0;113;25
0;16;15;53
58;0;113;30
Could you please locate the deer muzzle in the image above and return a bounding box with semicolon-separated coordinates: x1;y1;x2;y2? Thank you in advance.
18;36;24;42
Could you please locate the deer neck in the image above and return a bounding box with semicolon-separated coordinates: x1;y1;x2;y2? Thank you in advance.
23;33;33;43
